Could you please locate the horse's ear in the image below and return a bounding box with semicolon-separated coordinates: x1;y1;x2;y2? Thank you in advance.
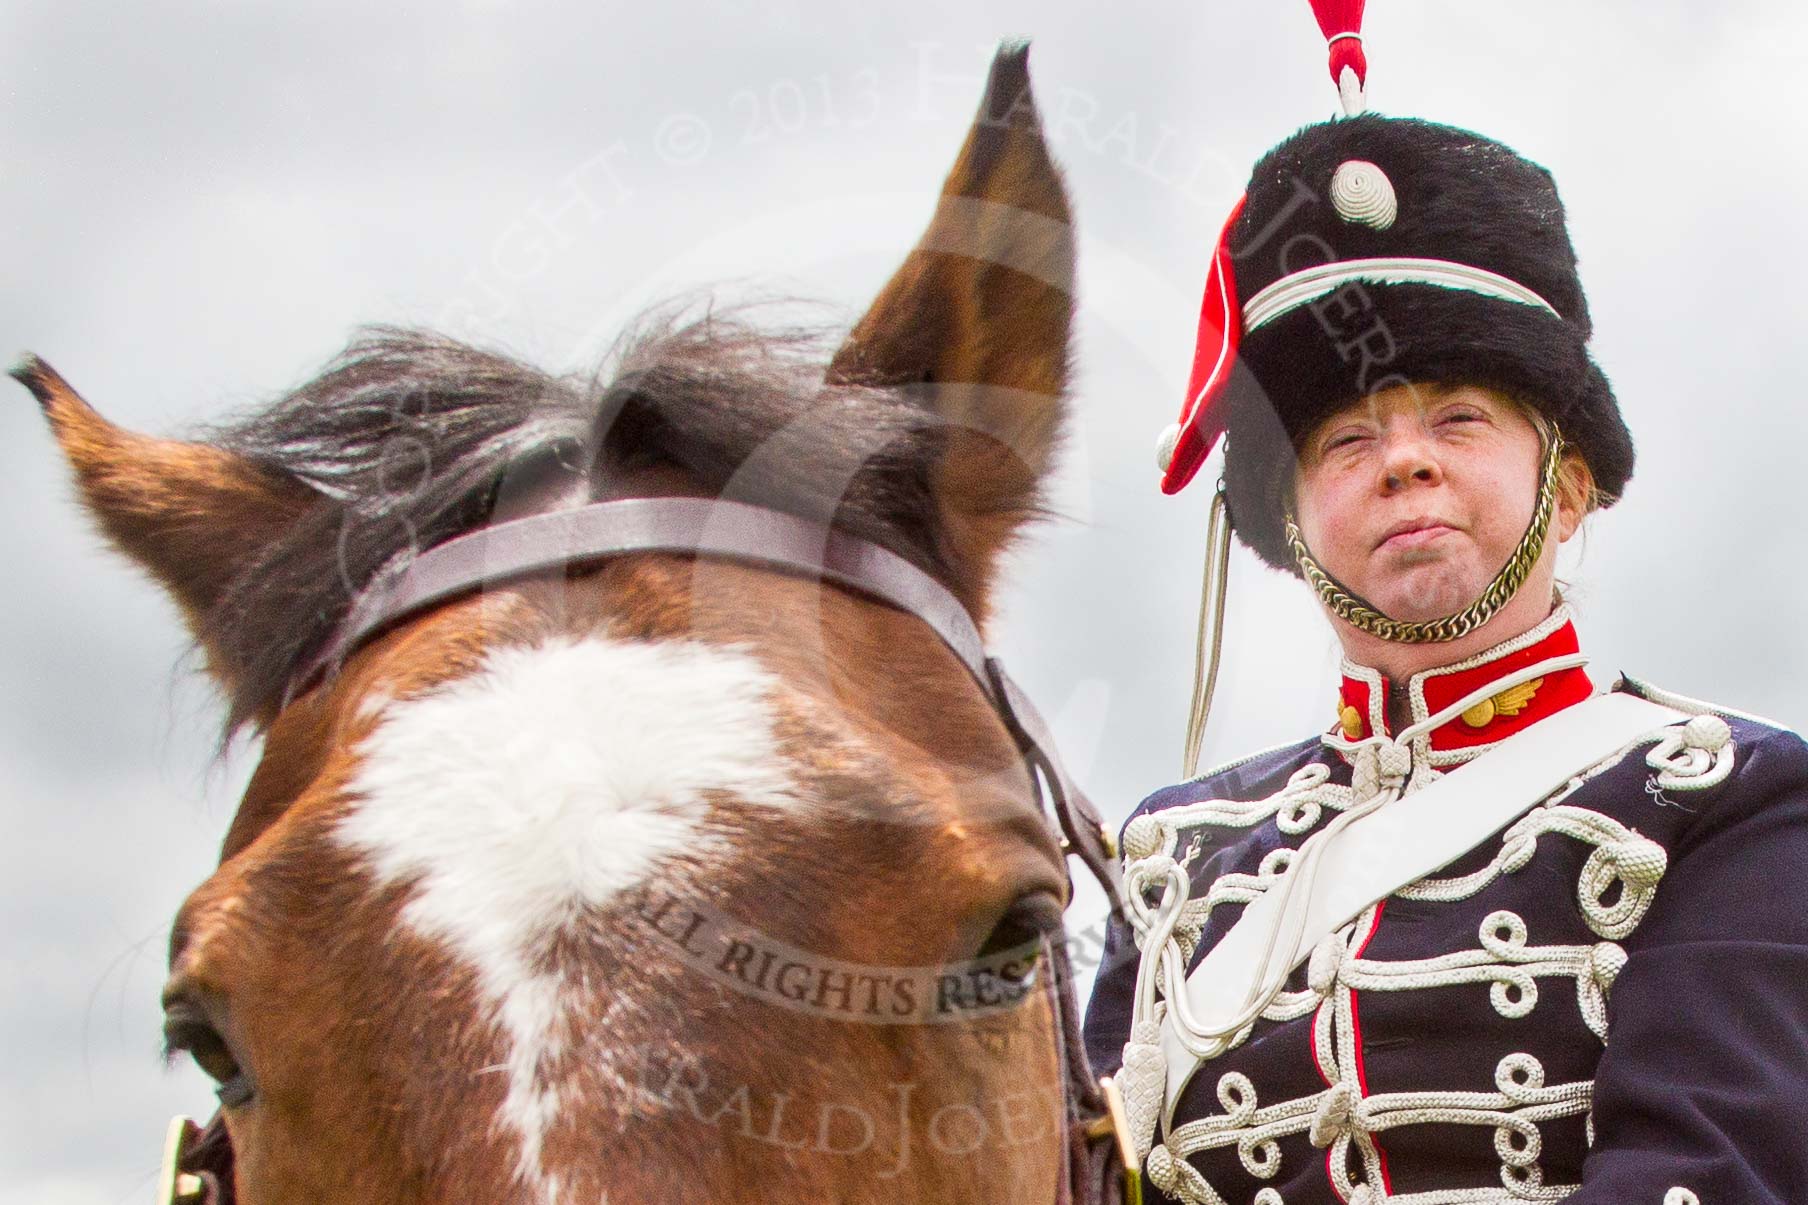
14;356;321;691
828;41;1074;629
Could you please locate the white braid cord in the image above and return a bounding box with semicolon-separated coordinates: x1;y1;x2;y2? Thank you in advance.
1116;673;1738;1204
1645;714;1735;791
1242;258;1561;333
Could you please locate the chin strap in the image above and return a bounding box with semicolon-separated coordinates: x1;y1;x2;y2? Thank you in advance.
1284;428;1565;645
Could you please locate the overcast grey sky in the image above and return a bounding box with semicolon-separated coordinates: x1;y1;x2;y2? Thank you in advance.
6;2;1806;1200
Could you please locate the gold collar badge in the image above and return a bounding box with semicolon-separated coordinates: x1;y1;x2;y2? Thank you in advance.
1460;677;1543;729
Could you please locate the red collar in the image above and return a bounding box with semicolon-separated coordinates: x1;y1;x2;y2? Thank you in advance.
1335;614;1594;754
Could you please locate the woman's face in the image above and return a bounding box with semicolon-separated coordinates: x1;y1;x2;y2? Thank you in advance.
1292;382;1579;626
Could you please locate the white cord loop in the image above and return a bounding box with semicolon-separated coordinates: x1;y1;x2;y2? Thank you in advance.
1646;712;1735;790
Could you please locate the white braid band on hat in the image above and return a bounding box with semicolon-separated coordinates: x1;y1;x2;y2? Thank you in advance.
1243;257;1562;332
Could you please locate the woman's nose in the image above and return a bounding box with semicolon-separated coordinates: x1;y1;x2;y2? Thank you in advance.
1378;427;1442;492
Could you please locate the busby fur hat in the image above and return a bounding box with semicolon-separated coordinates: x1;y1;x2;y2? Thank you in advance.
1163;114;1635;573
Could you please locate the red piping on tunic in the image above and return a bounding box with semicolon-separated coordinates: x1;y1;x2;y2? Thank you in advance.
1324;901;1393;1199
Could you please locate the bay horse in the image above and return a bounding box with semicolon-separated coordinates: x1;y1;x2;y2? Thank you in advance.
21;44;1129;1204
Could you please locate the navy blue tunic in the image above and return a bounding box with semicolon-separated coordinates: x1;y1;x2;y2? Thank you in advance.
1083;675;1808;1203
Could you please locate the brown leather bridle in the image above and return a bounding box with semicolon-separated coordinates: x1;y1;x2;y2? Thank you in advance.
157;494;1141;1205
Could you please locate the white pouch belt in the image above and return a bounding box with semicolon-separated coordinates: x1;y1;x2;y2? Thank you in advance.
1162;691;1686;1121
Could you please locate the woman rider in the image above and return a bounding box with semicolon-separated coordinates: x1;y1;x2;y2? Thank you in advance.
1081;6;1808;1202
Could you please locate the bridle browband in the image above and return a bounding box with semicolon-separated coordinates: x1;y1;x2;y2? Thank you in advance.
162;492;1141;1205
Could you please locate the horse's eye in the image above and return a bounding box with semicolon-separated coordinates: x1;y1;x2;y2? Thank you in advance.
933;892;1065;1017
975;891;1065;961
163;998;254;1107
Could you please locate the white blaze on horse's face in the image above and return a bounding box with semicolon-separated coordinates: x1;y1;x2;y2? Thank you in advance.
338;635;799;934
336;634;802;1192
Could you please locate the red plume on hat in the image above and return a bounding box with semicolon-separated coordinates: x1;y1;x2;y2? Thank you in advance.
1312;0;1369;111
1159;196;1245;495
1157;0;1369;496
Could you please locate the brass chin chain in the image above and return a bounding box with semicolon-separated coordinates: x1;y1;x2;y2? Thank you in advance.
1283;430;1565;644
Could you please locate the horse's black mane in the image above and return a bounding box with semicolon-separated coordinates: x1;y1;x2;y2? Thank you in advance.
201;301;946;736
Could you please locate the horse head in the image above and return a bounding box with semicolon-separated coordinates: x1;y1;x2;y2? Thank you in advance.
23;43;1107;1203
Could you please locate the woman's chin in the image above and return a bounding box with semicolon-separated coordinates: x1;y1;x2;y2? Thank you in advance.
1368;566;1480;623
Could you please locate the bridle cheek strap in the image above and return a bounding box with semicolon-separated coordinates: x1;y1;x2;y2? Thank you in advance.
162;495;1137;1204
